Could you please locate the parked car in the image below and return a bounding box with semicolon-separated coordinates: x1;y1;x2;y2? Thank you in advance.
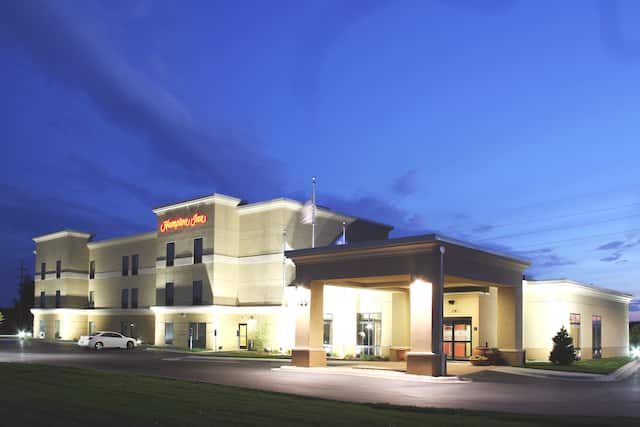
77;332;99;347
79;331;136;350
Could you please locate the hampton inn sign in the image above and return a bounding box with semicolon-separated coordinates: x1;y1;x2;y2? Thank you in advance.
159;212;208;233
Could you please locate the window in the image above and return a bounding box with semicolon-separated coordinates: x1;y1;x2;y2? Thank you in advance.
54;320;61;339
164;322;174;345
40;262;46;280
192;280;203;305
88;321;95;335
55;260;61;279
356;312;382;357
121;288;129;309
39;320;45;338
131;288;138;309
193;238;203;264
569;313;581;351
166;242;175;267
55;290;61;308
39;291;45;308
592;315;602;359
323;314;333;346
165;282;174;306
122;256;129;276
88;291;95;308
131;254;139;276
89;260;95;279
120;321;128;336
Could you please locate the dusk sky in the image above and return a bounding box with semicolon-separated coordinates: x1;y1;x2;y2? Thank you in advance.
1;0;639;306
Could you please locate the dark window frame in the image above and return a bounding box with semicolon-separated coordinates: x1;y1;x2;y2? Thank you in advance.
122;256;129;276
41;262;46;280
192;280;203;305
121;288;129;309
165;282;174;306
131;254;139;276
166;242;175;267
193;238;203;264
131;288;138;309
39;291;45;308
55;290;61;308
164;322;174;345
89;260;95;280
55;260;61;279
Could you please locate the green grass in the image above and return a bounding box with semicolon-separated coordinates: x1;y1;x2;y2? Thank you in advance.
525;356;633;375
0;363;631;426
191;350;291;359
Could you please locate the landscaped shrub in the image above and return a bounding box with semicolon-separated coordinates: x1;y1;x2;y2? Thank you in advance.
549;326;576;365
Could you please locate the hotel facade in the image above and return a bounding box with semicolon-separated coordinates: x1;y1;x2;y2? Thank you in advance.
31;193;631;375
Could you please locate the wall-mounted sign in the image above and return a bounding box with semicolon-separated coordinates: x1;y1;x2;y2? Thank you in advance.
160;212;208;233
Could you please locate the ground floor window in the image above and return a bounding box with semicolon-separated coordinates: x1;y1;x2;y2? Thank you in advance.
323;314;333;353
570;313;581;358
164;322;174;345
238;323;247;350
592;315;602;359
356;312;382;357
54;319;60;339
39;320;45;338
443;317;472;360
88;321;95;335
189;322;206;349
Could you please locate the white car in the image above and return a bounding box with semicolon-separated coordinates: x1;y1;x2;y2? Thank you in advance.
79;331;136;351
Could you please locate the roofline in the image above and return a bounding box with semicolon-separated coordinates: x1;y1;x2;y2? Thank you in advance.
33;230;93;243
87;231;157;249
286;233;530;267
152;193;242;214
237;197;393;230
525;279;633;300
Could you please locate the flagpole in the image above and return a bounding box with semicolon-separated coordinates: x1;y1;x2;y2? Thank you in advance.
311;176;316;248
342;221;346;245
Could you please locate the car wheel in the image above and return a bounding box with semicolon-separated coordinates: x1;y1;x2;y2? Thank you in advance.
126;341;134;350
94;342;104;351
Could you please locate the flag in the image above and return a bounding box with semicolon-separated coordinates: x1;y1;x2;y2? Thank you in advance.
301;200;314;224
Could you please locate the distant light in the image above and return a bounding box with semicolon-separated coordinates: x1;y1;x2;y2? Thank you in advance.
135;339;142;345
632;347;640;358
17;330;26;339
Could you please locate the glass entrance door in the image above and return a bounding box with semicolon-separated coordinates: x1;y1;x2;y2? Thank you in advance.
189;322;206;349
356;313;382;357
443;317;472;360
238;323;248;350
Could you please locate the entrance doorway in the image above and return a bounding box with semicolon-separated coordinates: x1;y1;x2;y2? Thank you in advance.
443;317;472;360
189;322;206;349
238;323;248;350
356;313;382;357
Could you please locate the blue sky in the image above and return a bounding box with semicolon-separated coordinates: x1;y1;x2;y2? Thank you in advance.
1;0;639;305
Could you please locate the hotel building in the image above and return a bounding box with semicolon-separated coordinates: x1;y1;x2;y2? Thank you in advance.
31;193;631;375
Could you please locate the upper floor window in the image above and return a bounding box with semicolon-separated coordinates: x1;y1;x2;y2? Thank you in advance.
165;282;174;306
40;262;46;280
166;242;175;267
131;288;138;309
55;260;61;279
570;313;581;350
122;256;129;276
131;254;139;276
89;260;95;280
192;280;203;305
39;291;45;308
193;238;203;264
55;290;61;308
121;288;129;309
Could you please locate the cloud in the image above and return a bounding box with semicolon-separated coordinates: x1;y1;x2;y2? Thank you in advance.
596;235;640;263
392;170;419;196
0;0;283;199
600;253;622;263
471;224;494;233
596;240;625;251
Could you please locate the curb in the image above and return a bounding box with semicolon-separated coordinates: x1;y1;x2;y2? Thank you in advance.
273;365;470;383
494;357;640;382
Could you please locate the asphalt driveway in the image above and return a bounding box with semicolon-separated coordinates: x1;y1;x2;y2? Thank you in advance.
1;338;638;417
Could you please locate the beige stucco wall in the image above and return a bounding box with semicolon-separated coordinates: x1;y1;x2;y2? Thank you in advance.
33;311;88;341
524;280;630;361
444;292;480;349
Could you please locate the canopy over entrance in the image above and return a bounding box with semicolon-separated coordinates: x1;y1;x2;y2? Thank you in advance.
286;234;530;376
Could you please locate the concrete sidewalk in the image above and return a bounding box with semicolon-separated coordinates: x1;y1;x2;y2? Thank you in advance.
494;357;640;382
273;365;470;383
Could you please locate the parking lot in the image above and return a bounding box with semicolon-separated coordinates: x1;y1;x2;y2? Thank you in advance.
1;338;639;417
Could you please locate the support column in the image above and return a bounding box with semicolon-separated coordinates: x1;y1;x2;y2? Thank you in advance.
291;281;326;367
497;284;524;366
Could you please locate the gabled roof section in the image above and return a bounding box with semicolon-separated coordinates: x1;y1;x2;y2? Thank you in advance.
33;230;93;243
152;193;242;214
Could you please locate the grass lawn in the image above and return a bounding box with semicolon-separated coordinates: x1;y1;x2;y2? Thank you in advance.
525;356;633;375
192;350;291;359
0;363;631;426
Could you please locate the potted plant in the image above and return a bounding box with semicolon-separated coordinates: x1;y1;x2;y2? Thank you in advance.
469;355;490;366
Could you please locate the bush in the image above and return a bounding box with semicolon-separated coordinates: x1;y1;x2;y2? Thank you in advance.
549;326;576;365
630;324;640;347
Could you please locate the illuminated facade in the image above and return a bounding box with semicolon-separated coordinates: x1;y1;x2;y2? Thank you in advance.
31;193;631;375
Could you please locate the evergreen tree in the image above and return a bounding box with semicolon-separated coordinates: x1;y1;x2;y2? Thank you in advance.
549;326;576;365
630;324;640;347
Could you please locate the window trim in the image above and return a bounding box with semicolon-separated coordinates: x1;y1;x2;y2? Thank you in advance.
121;288;129;309
40;262;46;280
166;242;175;267
193;237;203;264
122;256;129;276
89;260;95;280
165;282;174;306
